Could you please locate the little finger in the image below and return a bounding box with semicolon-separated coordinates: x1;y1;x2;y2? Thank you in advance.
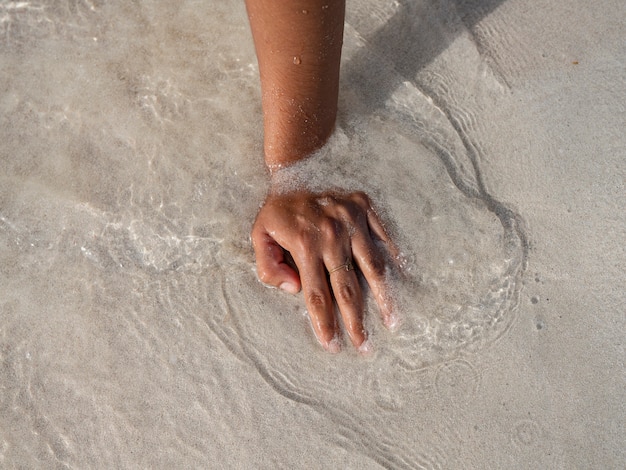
351;231;399;331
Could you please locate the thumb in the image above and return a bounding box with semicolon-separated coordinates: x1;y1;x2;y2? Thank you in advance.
251;229;301;294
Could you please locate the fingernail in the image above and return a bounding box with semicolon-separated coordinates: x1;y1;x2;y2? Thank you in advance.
279;282;298;294
325;336;342;354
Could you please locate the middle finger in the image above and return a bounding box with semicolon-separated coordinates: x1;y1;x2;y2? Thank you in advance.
297;257;340;352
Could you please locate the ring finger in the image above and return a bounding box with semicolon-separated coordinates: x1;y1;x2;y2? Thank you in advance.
326;254;366;348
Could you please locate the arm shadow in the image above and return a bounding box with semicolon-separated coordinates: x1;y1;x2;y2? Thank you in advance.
343;0;508;111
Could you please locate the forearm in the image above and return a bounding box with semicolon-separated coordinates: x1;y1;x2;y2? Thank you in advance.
245;0;345;170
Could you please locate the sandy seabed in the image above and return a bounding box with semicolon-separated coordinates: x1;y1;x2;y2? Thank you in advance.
0;0;624;468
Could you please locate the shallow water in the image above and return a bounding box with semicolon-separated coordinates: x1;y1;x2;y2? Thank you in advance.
0;1;535;467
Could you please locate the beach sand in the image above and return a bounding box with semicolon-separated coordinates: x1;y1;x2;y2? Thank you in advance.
0;0;624;468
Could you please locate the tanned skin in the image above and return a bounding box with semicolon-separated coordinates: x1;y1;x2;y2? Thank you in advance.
246;0;397;352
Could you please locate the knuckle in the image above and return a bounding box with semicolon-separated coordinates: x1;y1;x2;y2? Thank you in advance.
257;269;273;285
335;282;356;303
293;228;315;252
319;218;341;241
317;193;337;206
353;191;370;207
250;225;264;247
335;205;355;224
307;290;328;310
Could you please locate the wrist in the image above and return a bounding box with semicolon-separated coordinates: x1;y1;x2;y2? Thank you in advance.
262;93;338;172
266;128;352;193
264;125;335;173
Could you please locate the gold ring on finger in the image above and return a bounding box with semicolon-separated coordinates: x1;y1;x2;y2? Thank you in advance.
329;257;354;275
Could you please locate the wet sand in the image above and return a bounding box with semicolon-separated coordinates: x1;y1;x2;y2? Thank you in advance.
1;0;624;468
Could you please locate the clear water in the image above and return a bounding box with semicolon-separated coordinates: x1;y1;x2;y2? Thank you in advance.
0;1;531;467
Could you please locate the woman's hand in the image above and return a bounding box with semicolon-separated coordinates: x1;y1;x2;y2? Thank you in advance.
245;2;396;352
251;188;398;352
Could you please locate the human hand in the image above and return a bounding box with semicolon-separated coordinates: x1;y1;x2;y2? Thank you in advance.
251;188;399;353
